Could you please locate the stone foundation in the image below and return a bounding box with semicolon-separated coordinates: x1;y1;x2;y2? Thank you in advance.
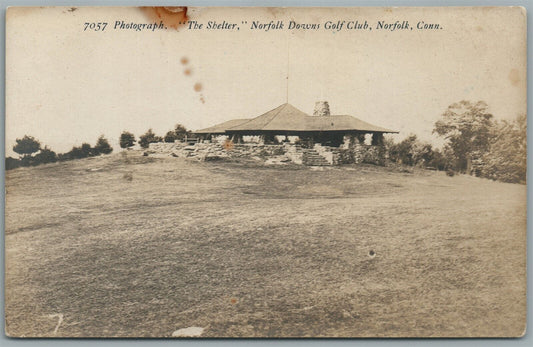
147;141;386;166
148;142;288;162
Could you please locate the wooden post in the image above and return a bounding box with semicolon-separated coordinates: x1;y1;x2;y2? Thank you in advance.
372;133;384;146
264;133;276;144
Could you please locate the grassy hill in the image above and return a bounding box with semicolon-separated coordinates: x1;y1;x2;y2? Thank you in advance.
4;152;526;337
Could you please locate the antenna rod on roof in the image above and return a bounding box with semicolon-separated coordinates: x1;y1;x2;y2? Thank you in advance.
286;34;289;103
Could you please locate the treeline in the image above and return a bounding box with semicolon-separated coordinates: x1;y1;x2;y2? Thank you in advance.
385;135;448;171
6;135;113;170
386;101;526;184
6;124;193;170
119;124;192;149
6;107;525;185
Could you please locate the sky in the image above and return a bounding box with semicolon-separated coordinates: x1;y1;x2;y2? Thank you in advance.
5;6;527;155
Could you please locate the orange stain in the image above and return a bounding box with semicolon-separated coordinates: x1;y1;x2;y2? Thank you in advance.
141;7;188;30
184;68;192;76
224;140;234;151
194;83;203;92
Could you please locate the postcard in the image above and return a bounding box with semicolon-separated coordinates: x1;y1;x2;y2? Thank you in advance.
5;6;527;337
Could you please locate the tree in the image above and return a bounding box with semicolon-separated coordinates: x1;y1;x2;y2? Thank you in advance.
411;141;435;166
13;135;41;158
120;131;136;149
163;124;191;142
433;100;493;173
386;134;447;169
164;130;178;143
174;124;192;140
388;134;418;166
481;114;526;183
427;147;450;171
95;135;113;154
139;129;162;148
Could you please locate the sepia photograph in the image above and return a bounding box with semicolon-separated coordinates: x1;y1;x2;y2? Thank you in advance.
4;6;527;338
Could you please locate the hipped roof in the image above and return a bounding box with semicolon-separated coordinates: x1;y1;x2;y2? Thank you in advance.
228;104;397;133
195;119;251;134
195;103;398;134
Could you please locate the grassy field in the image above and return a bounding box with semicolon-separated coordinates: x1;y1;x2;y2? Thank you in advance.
5;152;526;337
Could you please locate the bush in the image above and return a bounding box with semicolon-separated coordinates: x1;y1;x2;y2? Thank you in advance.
81;143;93;157
33;147;57;165
387;134;443;169
66;146;85;160
95;135;113;154
426;149;450;171
338;149;355;164
362;146;386;166
61;144;93;160
120;131;136;149
387;134;417;166
20;156;34;167
139;129;162;148
5;157;21;170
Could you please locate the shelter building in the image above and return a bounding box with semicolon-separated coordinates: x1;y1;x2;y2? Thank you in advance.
195;102;397;147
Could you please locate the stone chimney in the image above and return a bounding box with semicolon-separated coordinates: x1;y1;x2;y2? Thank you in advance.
313;101;330;117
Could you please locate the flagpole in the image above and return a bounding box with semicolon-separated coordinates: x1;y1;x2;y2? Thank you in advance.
286;33;289;103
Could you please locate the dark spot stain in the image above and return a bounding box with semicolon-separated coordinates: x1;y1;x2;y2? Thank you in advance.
508;69;520;87
179;56;203;102
369;250;375;257
141;6;188;30
68;7;77;12
266;7;283;18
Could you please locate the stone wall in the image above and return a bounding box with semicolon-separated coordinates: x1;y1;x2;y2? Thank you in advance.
148;141;288;162
283;143;303;164
337;144;386;165
147;140;386;166
358;145;387;166
148;142;228;161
